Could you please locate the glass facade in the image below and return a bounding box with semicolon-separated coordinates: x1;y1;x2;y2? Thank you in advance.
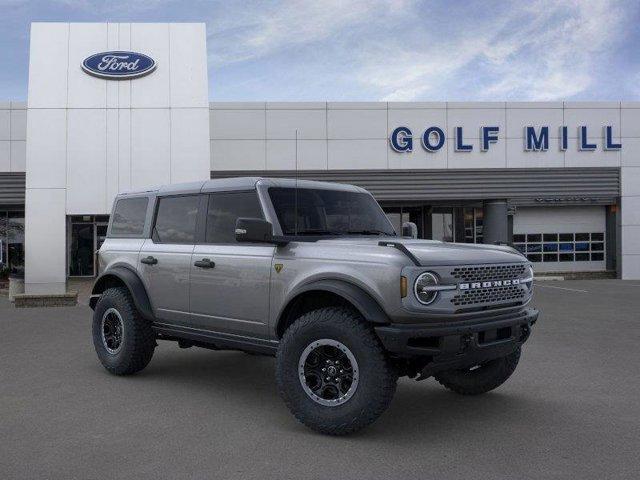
67;215;109;277
0;204;613;281
382;206;425;239
381;204;483;243
513;232;605;263
0;210;25;277
431;207;454;242
463;207;484;243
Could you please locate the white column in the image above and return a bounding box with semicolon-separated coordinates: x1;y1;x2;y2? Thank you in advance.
25;22;210;294
25;189;66;294
620;167;640;279
621;104;640;279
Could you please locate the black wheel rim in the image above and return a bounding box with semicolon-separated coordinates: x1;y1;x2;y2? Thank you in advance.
101;308;124;355
298;339;359;407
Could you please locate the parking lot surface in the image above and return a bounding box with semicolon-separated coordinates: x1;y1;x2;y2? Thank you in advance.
1;280;639;479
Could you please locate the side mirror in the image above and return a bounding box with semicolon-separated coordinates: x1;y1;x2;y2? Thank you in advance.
402;221;418;239
235;218;274;243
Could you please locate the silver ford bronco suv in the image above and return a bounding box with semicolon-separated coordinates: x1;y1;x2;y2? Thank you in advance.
90;177;538;435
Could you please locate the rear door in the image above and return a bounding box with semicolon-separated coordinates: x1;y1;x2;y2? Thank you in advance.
189;191;275;339
138;194;201;325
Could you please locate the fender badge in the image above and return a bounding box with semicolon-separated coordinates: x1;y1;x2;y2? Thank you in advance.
274;263;283;273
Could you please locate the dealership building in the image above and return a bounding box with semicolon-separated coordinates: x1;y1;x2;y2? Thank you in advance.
1;22;640;295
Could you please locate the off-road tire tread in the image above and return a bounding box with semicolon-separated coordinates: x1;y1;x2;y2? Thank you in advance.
276;306;397;436
93;287;155;375
434;347;521;395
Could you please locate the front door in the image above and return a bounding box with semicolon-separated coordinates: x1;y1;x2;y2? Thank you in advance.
69;222;95;277
431;207;455;242
189;191;274;339
138;194;200;325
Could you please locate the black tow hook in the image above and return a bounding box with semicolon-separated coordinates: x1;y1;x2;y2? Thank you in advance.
460;333;473;353
520;325;531;342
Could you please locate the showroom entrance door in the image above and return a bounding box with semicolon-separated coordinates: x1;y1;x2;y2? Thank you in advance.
67;215;109;277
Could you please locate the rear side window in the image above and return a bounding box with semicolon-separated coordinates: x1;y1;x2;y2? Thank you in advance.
110;197;148;237
153;195;200;244
205;192;263;243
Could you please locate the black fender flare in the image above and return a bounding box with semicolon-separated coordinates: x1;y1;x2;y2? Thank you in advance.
280;279;390;328
90;265;154;321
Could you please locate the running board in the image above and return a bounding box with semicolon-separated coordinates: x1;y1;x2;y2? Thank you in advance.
153;322;279;356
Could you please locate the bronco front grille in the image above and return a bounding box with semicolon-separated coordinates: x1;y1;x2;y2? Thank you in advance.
451;264;526;282
451;285;526;307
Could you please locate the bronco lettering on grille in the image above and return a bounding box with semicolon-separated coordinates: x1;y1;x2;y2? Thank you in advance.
459;279;521;290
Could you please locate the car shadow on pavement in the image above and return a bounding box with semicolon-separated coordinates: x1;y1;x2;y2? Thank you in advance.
123;345;556;441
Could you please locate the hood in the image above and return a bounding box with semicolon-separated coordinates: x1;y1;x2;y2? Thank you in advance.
315;237;526;266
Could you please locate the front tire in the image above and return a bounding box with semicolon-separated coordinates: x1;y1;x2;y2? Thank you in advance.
434;347;521;395
276;307;397;436
92;287;156;375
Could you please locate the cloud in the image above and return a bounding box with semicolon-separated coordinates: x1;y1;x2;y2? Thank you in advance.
1;0;635;101
31;0;176;12
207;0;412;66
479;0;625;100
358;0;628;101
207;0;632;101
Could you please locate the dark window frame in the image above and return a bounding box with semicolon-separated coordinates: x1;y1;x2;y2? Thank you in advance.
109;196;149;238
151;193;202;245
201;190;266;246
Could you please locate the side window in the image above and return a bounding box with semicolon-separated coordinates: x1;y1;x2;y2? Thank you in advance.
153;195;200;244
110;197;148;237
205;192;264;243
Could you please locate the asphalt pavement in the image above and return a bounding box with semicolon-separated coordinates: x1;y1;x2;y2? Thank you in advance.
1;280;639;479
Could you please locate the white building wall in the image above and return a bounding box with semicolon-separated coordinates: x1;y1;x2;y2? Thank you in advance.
0;101;27;172
7;27;640;285
210;101;628;171
25;22;210;294
210;101;640;278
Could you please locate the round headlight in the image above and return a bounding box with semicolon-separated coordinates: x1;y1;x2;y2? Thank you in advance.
526;265;534;292
414;272;439;305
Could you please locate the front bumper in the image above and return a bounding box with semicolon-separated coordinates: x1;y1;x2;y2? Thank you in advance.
375;308;538;374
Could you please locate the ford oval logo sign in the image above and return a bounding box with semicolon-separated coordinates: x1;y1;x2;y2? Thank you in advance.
82;51;156;80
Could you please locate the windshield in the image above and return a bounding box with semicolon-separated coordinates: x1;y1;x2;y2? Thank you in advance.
268;187;396;237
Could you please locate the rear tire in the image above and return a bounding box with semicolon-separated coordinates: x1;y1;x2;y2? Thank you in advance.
434;347;521;395
276;307;397;436
92;287;156;375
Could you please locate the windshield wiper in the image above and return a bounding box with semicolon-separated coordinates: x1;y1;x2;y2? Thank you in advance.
347;229;394;236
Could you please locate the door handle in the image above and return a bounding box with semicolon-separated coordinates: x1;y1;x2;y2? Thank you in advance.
194;258;215;269
141;256;158;265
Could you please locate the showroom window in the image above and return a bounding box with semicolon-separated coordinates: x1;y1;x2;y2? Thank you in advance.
0;210;25;278
463;208;484;243
383;206;424;238
513;233;605;263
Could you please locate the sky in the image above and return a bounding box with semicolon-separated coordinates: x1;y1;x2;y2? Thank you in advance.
1;0;639;102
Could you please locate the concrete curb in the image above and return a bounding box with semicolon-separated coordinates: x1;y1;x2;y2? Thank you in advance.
13;291;78;308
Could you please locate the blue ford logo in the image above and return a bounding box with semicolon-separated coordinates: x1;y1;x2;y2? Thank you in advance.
82;51;156;80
